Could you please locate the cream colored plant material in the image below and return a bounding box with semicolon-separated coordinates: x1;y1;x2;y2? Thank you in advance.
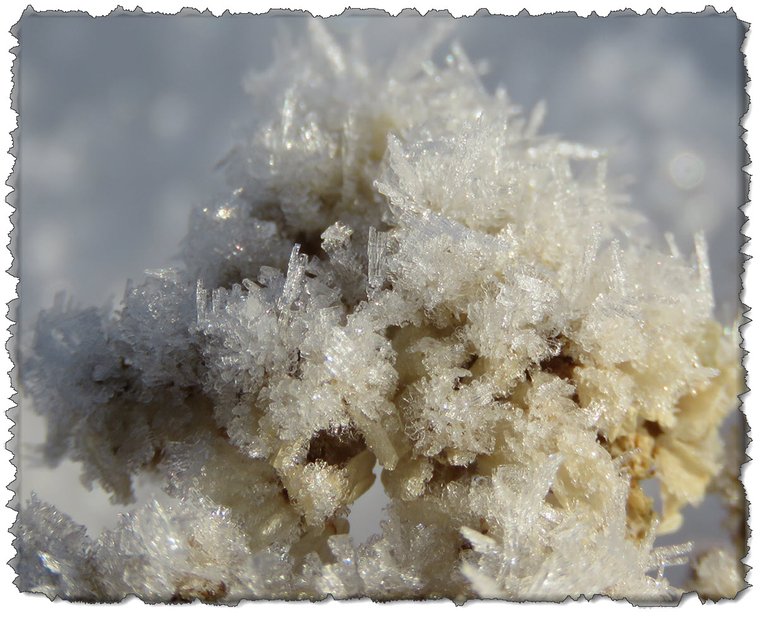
17;22;742;602
690;547;745;601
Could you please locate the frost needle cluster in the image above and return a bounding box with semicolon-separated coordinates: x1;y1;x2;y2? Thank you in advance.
16;22;742;602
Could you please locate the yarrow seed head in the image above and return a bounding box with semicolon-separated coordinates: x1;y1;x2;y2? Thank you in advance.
17;21;743;602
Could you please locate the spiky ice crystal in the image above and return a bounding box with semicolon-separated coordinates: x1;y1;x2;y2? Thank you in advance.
16;22;743;602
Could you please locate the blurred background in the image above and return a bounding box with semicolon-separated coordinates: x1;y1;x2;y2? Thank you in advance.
16;10;745;587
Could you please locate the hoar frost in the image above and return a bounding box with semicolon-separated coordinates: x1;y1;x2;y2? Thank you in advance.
16;22;743;602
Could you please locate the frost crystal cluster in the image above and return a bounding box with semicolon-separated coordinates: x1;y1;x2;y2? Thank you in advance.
17;23;742;602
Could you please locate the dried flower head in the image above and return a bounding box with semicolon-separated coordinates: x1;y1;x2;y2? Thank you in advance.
17;21;742;602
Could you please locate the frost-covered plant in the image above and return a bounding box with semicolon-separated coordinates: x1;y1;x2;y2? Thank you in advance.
15;22;742;603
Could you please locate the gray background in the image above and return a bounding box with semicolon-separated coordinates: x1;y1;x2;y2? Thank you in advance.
16;11;745;584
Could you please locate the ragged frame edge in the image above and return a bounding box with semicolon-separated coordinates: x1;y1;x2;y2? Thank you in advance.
0;1;757;613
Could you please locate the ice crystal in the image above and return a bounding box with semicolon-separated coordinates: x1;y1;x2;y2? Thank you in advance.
17;21;742;603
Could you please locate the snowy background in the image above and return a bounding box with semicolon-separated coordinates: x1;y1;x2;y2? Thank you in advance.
16;11;745;586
